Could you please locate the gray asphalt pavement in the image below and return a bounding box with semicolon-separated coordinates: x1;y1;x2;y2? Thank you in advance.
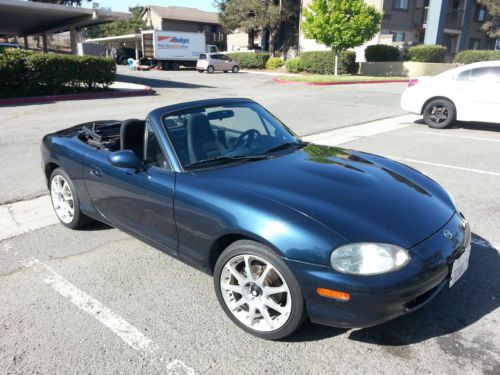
0;71;499;375
0;66;406;204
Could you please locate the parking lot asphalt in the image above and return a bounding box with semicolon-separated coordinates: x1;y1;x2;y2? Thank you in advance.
0;110;499;374
0;67;406;204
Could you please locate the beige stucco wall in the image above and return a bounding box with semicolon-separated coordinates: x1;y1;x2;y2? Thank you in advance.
359;61;459;77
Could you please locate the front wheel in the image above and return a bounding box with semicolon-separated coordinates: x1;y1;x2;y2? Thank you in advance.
232;65;240;73
423;99;456;129
207;65;215;74
50;168;92;229
214;240;306;340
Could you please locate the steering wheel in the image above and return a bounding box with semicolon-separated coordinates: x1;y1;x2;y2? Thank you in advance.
232;129;261;149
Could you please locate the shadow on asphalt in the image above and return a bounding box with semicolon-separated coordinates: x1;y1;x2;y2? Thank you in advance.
414;118;500;132
116;74;215;89
79;221;113;232
286;233;499;344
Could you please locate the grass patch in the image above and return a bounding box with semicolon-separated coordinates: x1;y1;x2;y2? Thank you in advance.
278;75;408;83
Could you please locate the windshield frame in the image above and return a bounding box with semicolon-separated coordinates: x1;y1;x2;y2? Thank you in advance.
159;100;302;171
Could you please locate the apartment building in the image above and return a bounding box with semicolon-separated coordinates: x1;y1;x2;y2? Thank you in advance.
142;5;226;51
230;0;495;59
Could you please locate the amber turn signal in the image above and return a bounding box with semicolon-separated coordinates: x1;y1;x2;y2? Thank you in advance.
316;288;350;301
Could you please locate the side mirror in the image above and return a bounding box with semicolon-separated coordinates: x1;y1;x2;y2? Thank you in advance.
109;150;144;172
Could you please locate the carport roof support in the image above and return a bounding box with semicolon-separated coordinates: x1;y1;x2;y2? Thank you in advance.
0;0;131;36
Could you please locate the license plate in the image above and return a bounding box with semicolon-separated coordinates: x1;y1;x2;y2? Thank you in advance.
449;245;471;288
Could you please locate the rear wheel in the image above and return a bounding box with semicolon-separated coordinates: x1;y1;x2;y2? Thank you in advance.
198;69;204;73
423;99;456;129
232;65;240;73
119;56;129;65
50;168;92;229
170;62;180;70
207;65;215;74
214;240;306;340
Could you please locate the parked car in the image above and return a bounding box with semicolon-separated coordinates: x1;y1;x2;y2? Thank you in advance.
401;61;500;128
0;43;20;52
111;47;142;65
41;98;470;340
197;53;240;74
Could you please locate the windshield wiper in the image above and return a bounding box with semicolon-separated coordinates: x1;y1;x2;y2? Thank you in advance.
262;141;308;155
185;154;268;169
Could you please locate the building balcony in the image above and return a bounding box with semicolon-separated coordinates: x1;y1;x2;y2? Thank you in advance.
206;32;226;44
415;6;465;30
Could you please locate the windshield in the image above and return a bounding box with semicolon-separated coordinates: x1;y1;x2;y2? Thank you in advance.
161;101;300;169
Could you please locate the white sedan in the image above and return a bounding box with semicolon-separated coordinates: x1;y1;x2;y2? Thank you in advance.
401;61;500;128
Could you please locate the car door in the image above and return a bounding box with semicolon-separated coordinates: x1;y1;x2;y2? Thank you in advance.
455;66;500;123
83;122;178;254
213;54;224;71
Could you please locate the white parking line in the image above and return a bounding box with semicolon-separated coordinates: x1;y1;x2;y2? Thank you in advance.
2;243;195;375
414;131;500;143
386;156;500;177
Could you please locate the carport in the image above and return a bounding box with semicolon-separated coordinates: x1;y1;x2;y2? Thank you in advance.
83;34;142;60
0;0;130;54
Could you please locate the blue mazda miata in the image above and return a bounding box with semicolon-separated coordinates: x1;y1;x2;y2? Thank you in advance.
41;98;471;340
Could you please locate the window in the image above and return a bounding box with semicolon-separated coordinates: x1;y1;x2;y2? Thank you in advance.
161;102;298;168
468;38;481;50
392;32;405;42
199;54;207;60
144;124;169;169
474;5;487;22
458;67;500;82
392;0;409;11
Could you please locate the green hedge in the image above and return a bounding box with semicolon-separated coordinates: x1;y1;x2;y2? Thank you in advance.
0;49;116;98
407;45;447;63
453;50;500;64
265;57;284;70
365;45;400;62
299;51;358;75
226;52;270;69
285;58;302;73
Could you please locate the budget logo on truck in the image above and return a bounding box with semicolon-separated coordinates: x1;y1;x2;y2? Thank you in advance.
157;35;190;49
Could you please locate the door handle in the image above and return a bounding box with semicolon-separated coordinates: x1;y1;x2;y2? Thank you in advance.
90;168;103;178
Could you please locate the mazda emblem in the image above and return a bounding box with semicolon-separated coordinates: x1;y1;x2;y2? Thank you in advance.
443;230;453;240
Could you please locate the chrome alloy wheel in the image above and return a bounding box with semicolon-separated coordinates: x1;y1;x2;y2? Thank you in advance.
50;174;75;224
220;254;292;332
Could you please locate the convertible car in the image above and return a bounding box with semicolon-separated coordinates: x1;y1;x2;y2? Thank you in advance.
41;98;471;340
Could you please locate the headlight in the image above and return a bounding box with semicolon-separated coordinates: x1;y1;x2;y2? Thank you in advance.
330;243;410;275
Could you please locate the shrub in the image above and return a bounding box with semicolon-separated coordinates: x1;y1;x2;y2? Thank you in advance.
407;45;447;63
365;45;400;62
453;50;500;64
285;58;302;73
265;57;284;70
300;51;357;75
0;50;116;97
226;52;270;69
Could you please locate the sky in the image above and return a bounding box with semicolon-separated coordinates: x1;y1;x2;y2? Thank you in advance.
85;0;218;12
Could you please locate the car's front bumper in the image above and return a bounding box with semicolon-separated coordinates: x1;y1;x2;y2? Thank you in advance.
287;212;470;328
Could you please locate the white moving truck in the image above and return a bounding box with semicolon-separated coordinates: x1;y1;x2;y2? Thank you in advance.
142;30;219;70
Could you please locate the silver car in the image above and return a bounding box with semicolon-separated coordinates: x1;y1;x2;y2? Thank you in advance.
197;53;240;74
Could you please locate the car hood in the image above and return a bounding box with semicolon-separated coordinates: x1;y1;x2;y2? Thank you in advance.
199;144;455;249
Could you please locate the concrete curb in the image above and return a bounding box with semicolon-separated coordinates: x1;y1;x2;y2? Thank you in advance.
0;84;154;106
272;77;409;86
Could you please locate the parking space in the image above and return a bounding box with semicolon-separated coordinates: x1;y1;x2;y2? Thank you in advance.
1;104;499;374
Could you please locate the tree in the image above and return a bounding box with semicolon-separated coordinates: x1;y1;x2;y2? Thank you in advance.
478;0;500;38
30;0;91;6
302;0;383;75
86;6;147;38
217;0;290;55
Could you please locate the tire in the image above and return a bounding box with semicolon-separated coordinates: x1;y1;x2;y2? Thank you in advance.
423;99;456;129
207;65;215;74
232;65;240;73
120;56;129;66
223;70;228;73
198;69;204;73
214;240;306;340
170;62;180;70
49;168;92;229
